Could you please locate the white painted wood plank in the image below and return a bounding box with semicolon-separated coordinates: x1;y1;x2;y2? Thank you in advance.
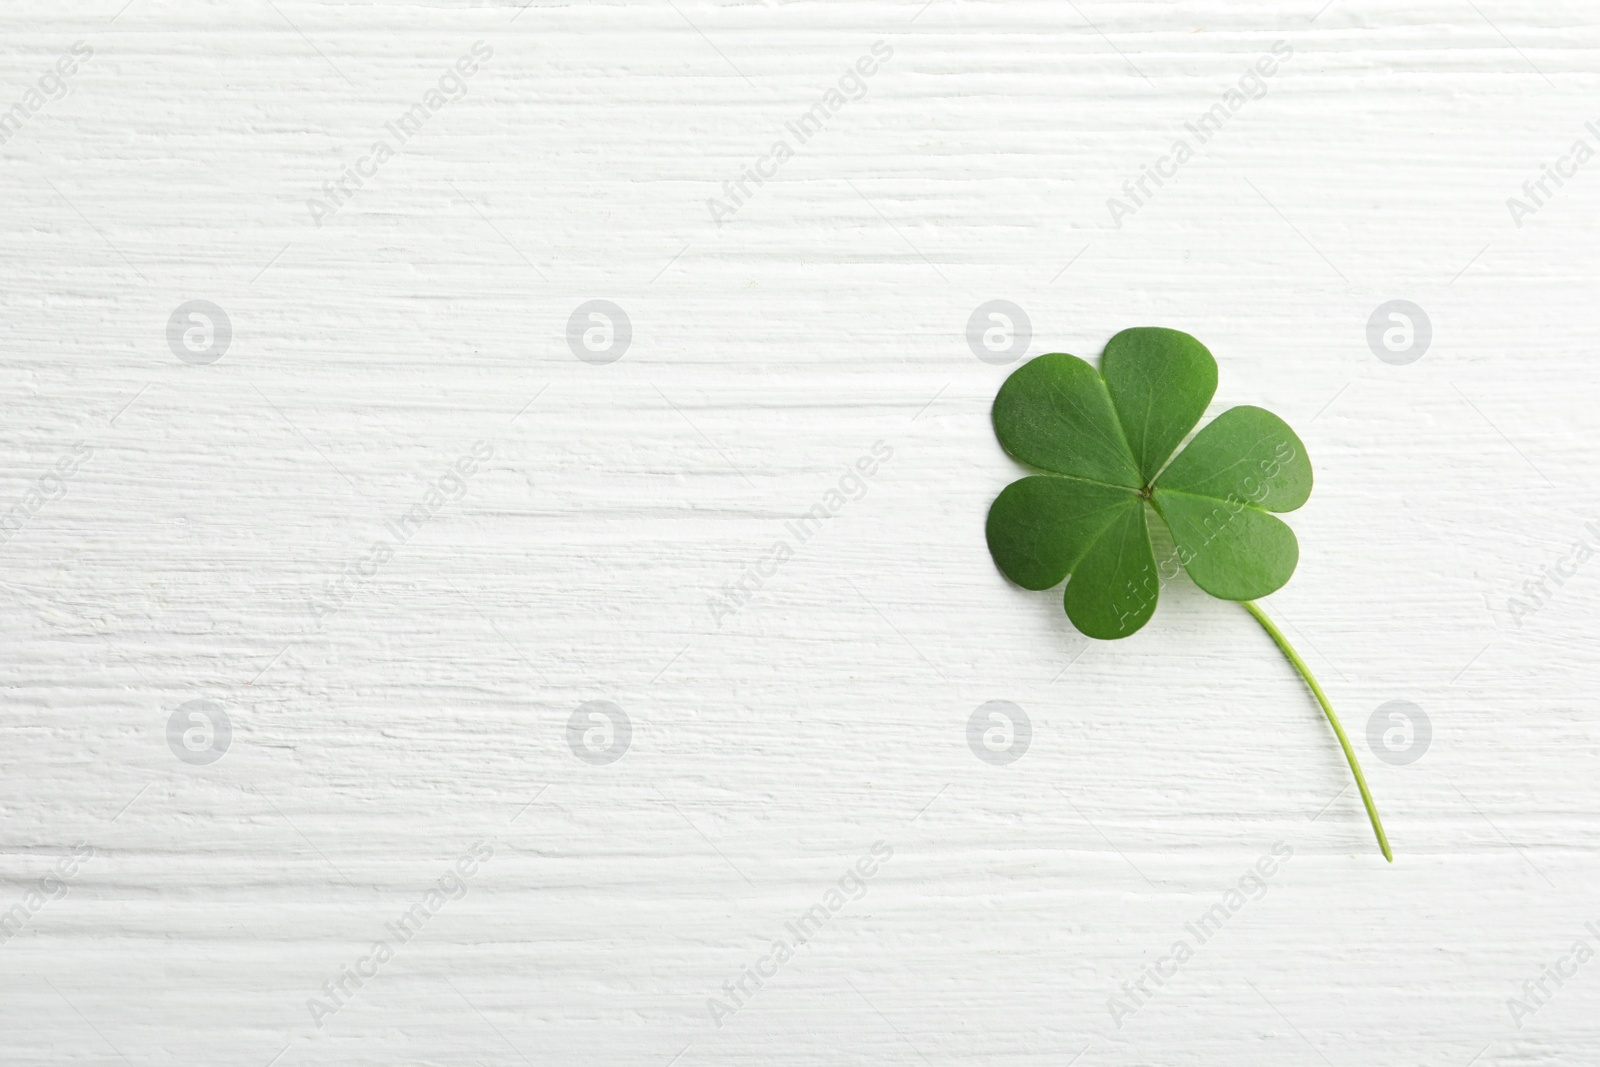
2;2;1598;1064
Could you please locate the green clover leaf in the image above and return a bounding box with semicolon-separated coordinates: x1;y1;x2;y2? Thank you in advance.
985;328;1391;861
987;327;1311;636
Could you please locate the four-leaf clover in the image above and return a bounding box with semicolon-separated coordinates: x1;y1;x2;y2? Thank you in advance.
985;328;1391;860
987;327;1310;638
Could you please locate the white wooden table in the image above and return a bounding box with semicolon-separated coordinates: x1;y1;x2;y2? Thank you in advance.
2;2;1596;1063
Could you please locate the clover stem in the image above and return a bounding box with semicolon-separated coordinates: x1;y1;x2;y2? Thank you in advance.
1241;600;1393;863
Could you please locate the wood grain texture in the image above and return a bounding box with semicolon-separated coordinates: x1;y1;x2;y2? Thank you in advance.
2;1;1598;1063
